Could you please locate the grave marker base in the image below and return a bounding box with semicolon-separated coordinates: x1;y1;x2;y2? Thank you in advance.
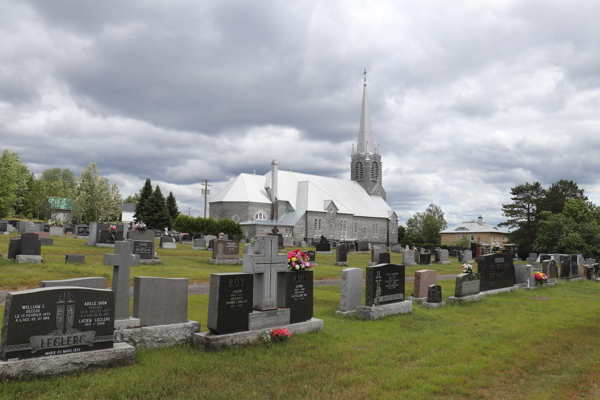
114;321;200;349
15;255;43;264
354;301;412;320
483;286;517;295
139;258;161;264
0;343;135;380
192;318;324;351
334;310;357;316
334;262;349;266
423;301;446;309
114;317;141;330
447;293;487;304
96;243;115;248
209;258;243;265
408;296;426;304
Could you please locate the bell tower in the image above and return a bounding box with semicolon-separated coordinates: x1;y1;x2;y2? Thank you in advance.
351;69;386;200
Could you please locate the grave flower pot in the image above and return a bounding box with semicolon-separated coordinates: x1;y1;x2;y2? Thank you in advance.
277;270;313;324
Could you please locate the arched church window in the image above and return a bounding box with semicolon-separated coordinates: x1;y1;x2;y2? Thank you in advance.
371;161;379;181
314;218;318;233
354;161;364;180
254;211;266;220
329;224;333;237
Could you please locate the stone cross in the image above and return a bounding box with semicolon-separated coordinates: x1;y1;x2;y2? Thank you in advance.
243;235;288;310
104;241;140;320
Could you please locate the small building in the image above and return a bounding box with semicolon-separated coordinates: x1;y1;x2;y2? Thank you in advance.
45;197;75;223
121;203;136;223
440;216;508;247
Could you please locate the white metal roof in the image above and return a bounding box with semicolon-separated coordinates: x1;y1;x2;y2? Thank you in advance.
440;220;508;234
209;173;271;203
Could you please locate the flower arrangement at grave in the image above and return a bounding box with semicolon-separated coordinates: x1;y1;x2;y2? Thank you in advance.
50;220;63;227
535;271;548;285
261;327;292;343
288;249;312;271
461;263;476;278
133;221;147;231
109;224;117;241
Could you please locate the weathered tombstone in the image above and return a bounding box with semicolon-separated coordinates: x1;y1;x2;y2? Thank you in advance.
65;254;85;263
243;236;288;310
21;232;41;255
454;273;481;297
181;234;193;242
365;264;405;306
413;270;437;298
458;251;464;262
357;241;369;252
315;235;331;252
212;240;240;261
207;273;254;334
128;229;154;242
478;253;515;291
371;246;382;264
103;241;140;326
277;269;313;324
437;249;450;264
427;285;442;303
133;277;188;326
39;237;53;247
542;259;557;282
7;237;22;259
338;268;361;313
40;277;105;288
160;236;176;249
0;222;7;232
87;222;98;244
335;244;348;264
1;287;114;360
463;250;473;263
560;255;571;278
307;250;316;262
419;253;431;265
132;240;153;260
403;250;416;265
514;263;529;285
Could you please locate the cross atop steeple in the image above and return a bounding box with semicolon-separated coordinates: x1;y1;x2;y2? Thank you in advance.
363;68;367;86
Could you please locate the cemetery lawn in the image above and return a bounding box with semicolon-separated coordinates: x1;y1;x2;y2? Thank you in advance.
2;280;600;399
0;235;460;290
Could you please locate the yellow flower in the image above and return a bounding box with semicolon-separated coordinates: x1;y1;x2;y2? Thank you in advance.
292;257;296;262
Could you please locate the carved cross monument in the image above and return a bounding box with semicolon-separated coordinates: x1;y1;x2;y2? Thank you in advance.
243;235;288;310
104;241;140;320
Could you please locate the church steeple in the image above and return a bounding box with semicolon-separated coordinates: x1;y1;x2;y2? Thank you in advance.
357;68;374;154
351;68;386;200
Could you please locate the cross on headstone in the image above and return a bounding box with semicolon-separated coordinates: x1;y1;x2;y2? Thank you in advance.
375;270;382;306
104;241;140;320
243;235;288;310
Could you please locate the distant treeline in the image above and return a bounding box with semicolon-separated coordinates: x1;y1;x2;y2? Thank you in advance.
173;215;242;238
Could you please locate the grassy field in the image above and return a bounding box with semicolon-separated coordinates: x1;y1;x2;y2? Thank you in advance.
0;234;461;291
1;279;600;399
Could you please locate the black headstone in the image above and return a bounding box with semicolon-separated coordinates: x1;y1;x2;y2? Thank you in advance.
98;230;114;244
277;270;313;324
133;240;153;260
379;252;391;264
8;220;19;228
336;245;348;262
307;250;316;262
365;264;406;306
478;253;515;291
181;234;192;242
21;232;41;256
427;284;442;303
43;225;50;233
419;253;431;265
0;222;7;232
569;255;579;277
207;273;253;335
1;287;114;360
357;241;369;252
315;236;331;252
77;226;89;236
560;256;570;278
8;237;22;259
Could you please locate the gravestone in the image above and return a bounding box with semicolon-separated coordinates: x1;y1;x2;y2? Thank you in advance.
336;244;348;263
277;270;313;324
379;252;390;264
458;251;464;262
541;259;557;282
21;232;41;255
87;222;98;244
65;254;85;263
403;250;416;265
132;240;154;260
454;273;481;297
437;249;450;264
427;285;442;303
160;236;176;249
463;250;473;263
307;250;316;262
207;273;253;334
49;226;64;237
528;253;537;263
37;232;49;239
41;277;105;288
365;264;405;306
104;241;140;323
193;233;204;239
419;253;431;265
560;255;571;278
268;227;284;250
514;263;531;285
181;234;193;242
315;236;331;252
212;240;240;260
338;268;361;313
0;222;7;232
193;238;207;248
243;235;288;310
40;237;53;247
371;246;382;263
98;230;114;244
1;287;114;360
128;229;154;242
413;270;437;298
8;237;22;259
133;277;188;326
478;253;515;291
357;241;369;252
76;225;89;237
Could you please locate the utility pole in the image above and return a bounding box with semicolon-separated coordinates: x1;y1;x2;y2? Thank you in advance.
188;207;191;217
201;179;211;218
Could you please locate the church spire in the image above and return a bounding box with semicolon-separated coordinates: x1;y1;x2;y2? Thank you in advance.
357;68;374;154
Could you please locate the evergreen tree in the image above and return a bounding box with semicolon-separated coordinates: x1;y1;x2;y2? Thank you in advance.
134;178;153;223
145;185;172;230
166;191;179;221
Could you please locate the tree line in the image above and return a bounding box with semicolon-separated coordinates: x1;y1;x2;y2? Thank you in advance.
500;180;599;258
130;178;179;230
172;215;242;238
0;149;122;222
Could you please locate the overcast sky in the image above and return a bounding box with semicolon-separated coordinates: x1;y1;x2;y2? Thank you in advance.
2;0;600;227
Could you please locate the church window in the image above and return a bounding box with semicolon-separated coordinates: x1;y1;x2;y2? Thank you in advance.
232;215;240;222
329;224;333;237
371;161;379;181
314;218;318;235
318;218;322;232
363;226;367;238
254;211;267;220
354;161;364;181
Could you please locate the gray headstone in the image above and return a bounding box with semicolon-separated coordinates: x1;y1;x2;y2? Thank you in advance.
21;232;41;256
403;250;415;265
40;238;53;246
49;226;64;237
40;277;105;288
463;250;473;263
194;238;207;248
65;254;85;263
454;273;480;297
88;222;98;245
243;235;288;311
104;241;140;320
371;246;382;263
528;253;537;263
340;268;361;312
133;277;188;326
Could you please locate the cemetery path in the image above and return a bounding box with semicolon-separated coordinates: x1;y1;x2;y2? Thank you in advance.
0;275;458;306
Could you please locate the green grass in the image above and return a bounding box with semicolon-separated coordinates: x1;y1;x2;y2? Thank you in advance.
2;280;600;399
0;235;461;290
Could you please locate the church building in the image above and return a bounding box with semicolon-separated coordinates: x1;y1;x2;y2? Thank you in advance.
209;74;398;245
